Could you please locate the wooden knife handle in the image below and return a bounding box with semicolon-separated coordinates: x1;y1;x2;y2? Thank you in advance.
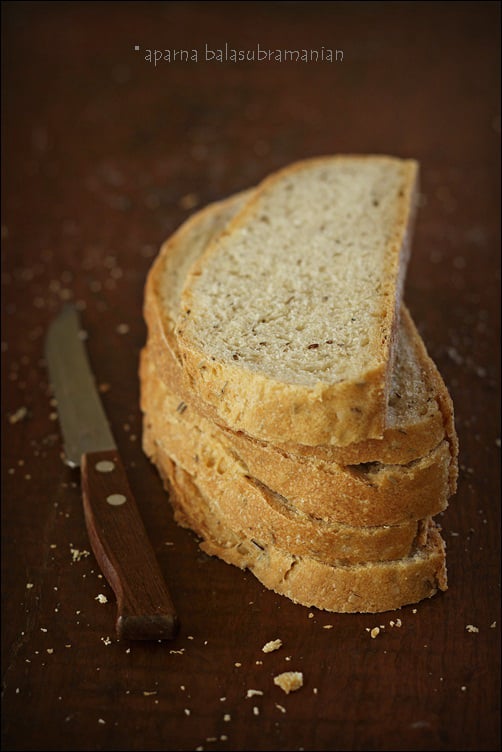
80;449;179;640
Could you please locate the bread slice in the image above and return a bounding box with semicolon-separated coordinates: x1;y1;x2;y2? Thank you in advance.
141;344;452;527
175;155;419;446
144;190;454;468
147;448;447;613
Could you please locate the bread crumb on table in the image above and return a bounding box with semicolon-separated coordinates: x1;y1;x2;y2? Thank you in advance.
246;689;264;698
70;547;90;562
366;626;382;638
273;671;303;694
9;406;28;424
466;624;479;633
262;638;282;653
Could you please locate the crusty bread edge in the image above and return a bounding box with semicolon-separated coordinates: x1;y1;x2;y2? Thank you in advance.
141;377;433;565
140;342;452;527
146;442;447;614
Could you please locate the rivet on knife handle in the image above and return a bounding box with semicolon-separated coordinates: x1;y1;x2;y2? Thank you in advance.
81;448;179;640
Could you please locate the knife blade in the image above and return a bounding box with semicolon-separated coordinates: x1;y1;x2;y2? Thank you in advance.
45;303;179;640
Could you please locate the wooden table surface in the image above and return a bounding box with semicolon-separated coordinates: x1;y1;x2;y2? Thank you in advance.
2;2;500;750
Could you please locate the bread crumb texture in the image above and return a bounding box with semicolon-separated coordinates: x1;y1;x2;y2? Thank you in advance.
181;157;417;387
273;671;304;694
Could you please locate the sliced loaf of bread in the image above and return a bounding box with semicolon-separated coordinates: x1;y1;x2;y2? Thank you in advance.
141;157;455;613
175;156;419;446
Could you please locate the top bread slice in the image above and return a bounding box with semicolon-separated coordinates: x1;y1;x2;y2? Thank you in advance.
175;155;419;447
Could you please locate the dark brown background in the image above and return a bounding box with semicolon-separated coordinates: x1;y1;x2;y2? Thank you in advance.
2;2;500;750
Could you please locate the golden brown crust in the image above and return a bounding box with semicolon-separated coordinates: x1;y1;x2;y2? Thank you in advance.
141;385;431;565
175;346;389;447
140;345;453;527
146;446;447;614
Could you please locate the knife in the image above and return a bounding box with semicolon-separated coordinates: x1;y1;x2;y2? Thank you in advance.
44;303;179;640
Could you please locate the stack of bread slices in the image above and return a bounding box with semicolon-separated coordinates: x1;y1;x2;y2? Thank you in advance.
140;156;458;613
